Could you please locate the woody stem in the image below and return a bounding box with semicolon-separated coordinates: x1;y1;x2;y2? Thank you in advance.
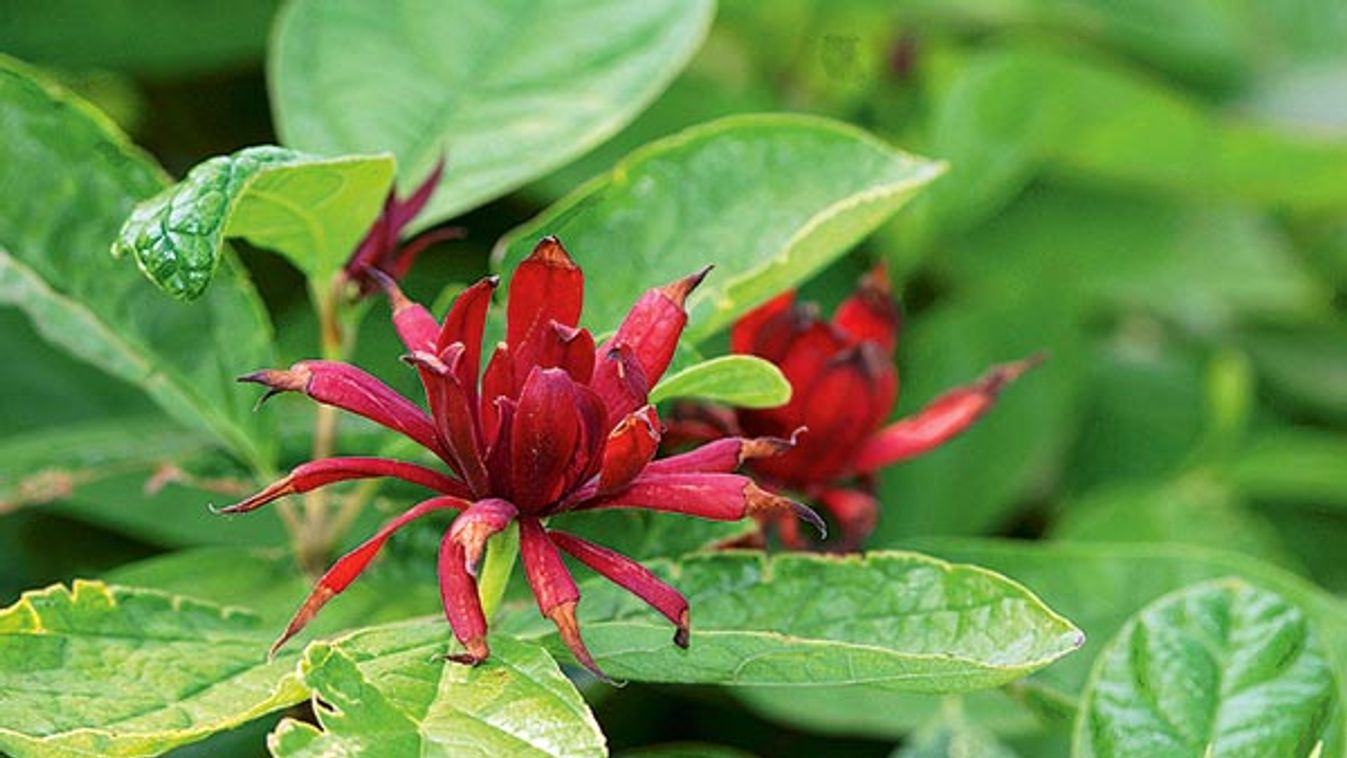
478;522;520;621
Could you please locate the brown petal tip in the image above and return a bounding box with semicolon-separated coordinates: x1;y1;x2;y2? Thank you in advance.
401;350;449;375
674;609;691;649
746;484;828;539
978;351;1047;395
660;265;713;307
740;434;797;463
238;368;309;409
444;635;490;666
527;236;578;269
549;602;623;687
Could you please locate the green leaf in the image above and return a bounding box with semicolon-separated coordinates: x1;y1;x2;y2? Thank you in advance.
499;550;1082;691
271;0;714;230
0;56;277;471
0;581;306;758
1074;580;1336;758
0;0;280;77
622;745;756;758
269;625;605;758
494;114;944;342
554;510;755;562
112;146;395;300
649;354;790;408
895;699;1022;758
1242;323;1347;423
106;547;440;641
1228;427;1347;508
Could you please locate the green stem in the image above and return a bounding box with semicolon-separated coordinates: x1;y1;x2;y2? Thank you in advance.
478;522;520;621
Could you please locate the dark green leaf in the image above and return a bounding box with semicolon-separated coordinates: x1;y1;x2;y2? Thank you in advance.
113;146;394;300
1075;580;1335;758
271;0;714;229
496;114;943;342
0;581;305;758
649;355;790;408
1229;428;1347;508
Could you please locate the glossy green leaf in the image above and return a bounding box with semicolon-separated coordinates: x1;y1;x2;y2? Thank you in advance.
106;547;439;642
499;550;1083;691
0;581;306;758
0;0;280;77
649;355;790;408
113;146;394;300
495;114;944;342
0;56;276;471
269;626;605;758
1075;580;1335;758
271;0;714;230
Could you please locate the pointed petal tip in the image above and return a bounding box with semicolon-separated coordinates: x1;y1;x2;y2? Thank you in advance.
741;433;797;463
526;235;578;268
980;351;1047;395
660;265;713;306
549;601;623;686
444;635;490;666
745;484;828;539
792;500;829;540
400;350;449;375
674;609;691;649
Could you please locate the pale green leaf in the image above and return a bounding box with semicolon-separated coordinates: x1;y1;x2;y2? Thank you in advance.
0;55;276;471
499;550;1082;691
0;581;306;758
269;626;605;758
1074;580;1335;758
271;0;714;230
494;114;944;342
113;146;394;300
649;354;790;408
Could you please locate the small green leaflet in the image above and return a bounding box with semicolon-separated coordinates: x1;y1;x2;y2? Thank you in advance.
649;354;790;408
113;146;394;300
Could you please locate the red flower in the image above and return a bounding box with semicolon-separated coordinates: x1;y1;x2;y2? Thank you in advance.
225;237;822;681
673;265;1040;549
344;158;464;292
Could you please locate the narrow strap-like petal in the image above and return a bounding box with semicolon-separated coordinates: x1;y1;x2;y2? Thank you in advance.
447;498;518;576
596;406;661;496
215;456;467;514
404;346;490;495
644;433;795;476
389;157;445;230
589;343;650;426
436;275;498;403
270;495;466;656
832;264;899;355
479;343;515;436
549;530;689;647
438;531;490;665
598;267;708;388
507;237;583;371
817;488;878;551
853;354;1043;473
578;472;825;538
240;360;450;463
519;519;613;684
370;269;439;353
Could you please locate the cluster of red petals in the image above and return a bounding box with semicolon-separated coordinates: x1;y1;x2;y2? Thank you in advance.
672;265;1041;549
343;158;464;292
225;237;821;681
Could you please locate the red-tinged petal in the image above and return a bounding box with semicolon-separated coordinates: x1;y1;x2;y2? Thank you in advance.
596;406;661;496
436;276;499;400
518;519;614;684
438;532;490;665
389;158;445;230
741;300;817;364
511;368;583;511
403;346;490;495
741;316;848;435
730;290;795;356
215;456;467;514
644;432;796;476
579;472;826;537
388;226;467;281
662;402;742;449
507;237;583;363
560;383;610;499
479;343;515;436
549;530;690;647
448;498;518;576
818;488;879;551
853;353;1044;473
486;396;515;496
590;343;651;426
532;321;596;385
271;495;466;656
369;268;439;353
240;361;450;463
600;267;709;387
833;264;900;355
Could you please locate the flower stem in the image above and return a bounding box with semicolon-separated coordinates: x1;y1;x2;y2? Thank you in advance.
477;522;520;621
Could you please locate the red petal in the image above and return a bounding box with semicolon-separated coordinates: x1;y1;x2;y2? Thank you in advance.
730;290;795;356
403;347;490;495
437;276;499;402
270;495;465;656
369;269;439;353
438;533;490;665
215;456;467;514
599;267;708;387
579;472;825;537
818;488;878;550
511;368;583;511
240;361;449;463
644;433;795;476
773;346;892;483
508;237;583;369
833;264;900;355
479;343;515;437
596;406;661;496
741;316;848;435
485;396;515;496
590;343;650;426
448;498;518;576
389;158;445;230
549;530;689;647
559;384;611;499
854;353;1043;472
519;519;612;683
388;226;466;281
533;321;596;385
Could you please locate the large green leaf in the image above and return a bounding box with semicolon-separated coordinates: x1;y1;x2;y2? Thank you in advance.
495;114;944;342
0;56;276;471
649;355;790;408
1242;323;1347;423
269;626;605;758
113;146;394;301
499;550;1082;691
1228;427;1347;508
271;0;714;230
554;510;755;562
0;581;306;758
1075;580;1336;758
895;699;1022;758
